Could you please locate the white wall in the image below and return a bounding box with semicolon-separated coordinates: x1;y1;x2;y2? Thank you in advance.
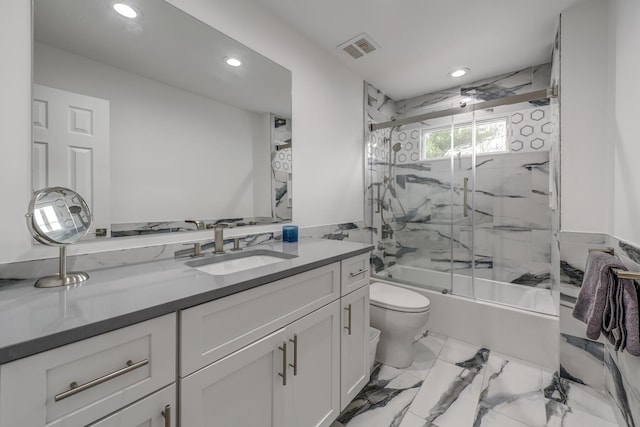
0;0;363;263
609;0;640;247
560;0;610;234
35;42;261;223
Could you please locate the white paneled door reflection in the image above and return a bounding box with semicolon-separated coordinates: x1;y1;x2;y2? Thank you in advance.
32;84;110;236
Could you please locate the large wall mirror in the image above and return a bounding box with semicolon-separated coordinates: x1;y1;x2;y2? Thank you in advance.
32;0;292;238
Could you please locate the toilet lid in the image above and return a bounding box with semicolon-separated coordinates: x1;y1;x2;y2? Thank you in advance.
370;282;431;313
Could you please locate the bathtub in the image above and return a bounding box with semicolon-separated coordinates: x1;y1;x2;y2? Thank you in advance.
381;264;557;316
374;265;559;370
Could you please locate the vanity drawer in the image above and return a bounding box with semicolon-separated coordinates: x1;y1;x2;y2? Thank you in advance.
0;313;176;427
181;262;340;376
87;384;175;427
341;253;370;295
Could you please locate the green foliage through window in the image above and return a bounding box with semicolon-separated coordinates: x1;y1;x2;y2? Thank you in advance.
421;118;507;159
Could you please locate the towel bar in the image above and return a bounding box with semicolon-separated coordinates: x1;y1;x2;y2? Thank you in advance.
588;247;615;255
587;248;640;280
613;269;640;280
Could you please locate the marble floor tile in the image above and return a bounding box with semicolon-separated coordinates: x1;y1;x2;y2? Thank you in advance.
473;409;530;427
437;338;486;366
336;333;618;427
546;376;616;423
408;355;487;427
545;400;619;427
335;364;423;427
476;352;547;427
404;332;447;379
398;411;427;427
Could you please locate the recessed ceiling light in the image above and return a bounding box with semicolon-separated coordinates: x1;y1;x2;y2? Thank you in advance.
113;3;138;19
225;57;243;67
449;68;469;78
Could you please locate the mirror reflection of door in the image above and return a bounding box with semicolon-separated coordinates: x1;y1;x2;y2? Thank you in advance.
32;84;110;236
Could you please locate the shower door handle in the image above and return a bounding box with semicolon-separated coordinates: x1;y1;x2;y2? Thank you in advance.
463;177;469;217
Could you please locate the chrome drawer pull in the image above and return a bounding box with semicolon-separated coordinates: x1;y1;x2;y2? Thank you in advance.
162;404;171;427
344;304;352;335
289;334;298;376
278;342;287;386
349;269;369;278
54;359;149;402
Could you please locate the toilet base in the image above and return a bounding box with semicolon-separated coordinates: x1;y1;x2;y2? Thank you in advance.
375;333;417;368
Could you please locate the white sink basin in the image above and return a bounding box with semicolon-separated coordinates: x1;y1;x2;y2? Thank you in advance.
186;250;296;276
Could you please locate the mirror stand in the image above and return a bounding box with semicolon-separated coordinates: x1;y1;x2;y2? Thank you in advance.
35;246;89;288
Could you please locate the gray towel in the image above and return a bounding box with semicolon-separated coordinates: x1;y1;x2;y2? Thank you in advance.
573;251;640;356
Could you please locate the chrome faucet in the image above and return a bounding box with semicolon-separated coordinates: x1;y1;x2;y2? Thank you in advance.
214;223;236;254
185;220;205;230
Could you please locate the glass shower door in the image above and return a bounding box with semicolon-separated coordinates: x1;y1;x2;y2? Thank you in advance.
470;101;556;315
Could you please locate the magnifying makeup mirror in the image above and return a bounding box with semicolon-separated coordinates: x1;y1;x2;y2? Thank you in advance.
26;187;92;288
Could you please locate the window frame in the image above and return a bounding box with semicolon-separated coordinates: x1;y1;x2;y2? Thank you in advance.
419;115;509;161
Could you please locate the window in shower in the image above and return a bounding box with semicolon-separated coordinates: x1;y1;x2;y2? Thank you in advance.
420;117;508;160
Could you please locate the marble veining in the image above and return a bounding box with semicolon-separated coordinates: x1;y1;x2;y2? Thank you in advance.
619;241;640;264
605;351;636;427
334;364;423;427
559;261;583;286
335;333;616;427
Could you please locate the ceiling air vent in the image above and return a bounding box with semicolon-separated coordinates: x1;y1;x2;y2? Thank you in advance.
338;33;380;59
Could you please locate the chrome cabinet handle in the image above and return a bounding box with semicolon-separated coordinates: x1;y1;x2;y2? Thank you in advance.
463;177;469;218
288;334;298;376
344;304;352;335
161;404;171;427
350;269;369;278
55;359;149;402
278;342;287;386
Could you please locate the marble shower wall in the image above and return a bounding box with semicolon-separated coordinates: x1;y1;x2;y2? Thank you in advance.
365;62;556;290
559;232;640;427
365;83;397;269
386;150;552;286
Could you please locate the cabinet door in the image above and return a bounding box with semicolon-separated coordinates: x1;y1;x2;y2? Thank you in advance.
285;301;341;427
340;285;370;410
87;384;175;427
181;329;287;427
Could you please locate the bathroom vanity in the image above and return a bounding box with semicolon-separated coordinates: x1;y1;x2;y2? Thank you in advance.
0;239;372;426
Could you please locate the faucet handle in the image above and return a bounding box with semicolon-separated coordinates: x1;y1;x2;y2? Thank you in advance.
183;242;203;257
185;220;205;230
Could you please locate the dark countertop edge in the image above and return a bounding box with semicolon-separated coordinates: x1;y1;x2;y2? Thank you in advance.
0;244;373;365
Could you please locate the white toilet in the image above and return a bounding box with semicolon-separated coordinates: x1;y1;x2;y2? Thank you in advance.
369;282;431;368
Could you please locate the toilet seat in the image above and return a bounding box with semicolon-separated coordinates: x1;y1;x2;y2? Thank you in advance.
370;282;431;313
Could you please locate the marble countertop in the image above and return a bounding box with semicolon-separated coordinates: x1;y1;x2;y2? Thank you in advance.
0;239;373;364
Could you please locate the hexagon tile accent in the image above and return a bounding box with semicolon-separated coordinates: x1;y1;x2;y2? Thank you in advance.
531;109;545;121
520;125;534;137
531;138;544;150
512;113;524;124
511;140;524;151
541;122;553;134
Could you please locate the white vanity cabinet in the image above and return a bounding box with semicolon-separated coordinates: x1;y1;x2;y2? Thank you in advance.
0;313;176;427
180;253;370;427
181;301;341;427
